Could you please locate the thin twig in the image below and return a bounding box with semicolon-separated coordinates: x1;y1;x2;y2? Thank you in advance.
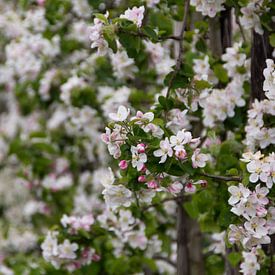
200;173;242;182
166;0;190;99
236;15;246;43
119;29;181;41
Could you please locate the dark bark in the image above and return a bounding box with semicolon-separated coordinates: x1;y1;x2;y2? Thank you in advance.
177;197;190;275
220;8;232;51
250;30;274;101
188;219;204;275
209;7;232;57
269;235;275;275
209;16;223;58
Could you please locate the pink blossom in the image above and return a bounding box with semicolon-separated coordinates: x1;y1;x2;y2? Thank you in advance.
175;148;187;160
37;0;45;6
92;253;101;262
119;160;128;170
137;143;146;153
138;175;146;182
184;182;196;193
120;6;145;28
167;181;183;194
147;180;158;189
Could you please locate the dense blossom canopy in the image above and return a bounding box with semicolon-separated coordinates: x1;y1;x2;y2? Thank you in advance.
0;0;274;275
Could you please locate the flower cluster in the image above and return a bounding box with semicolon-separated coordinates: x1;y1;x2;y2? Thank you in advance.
240;249;260;275
263;59;275;100
239;1;264;35
228;182;274;274
89;14;109;55
222;42;250;81
101;105;209;209
190;0;225;18
41;231;99;272
193;55;218;85
61;214;95;234
241;151;275;189
244;59;275;150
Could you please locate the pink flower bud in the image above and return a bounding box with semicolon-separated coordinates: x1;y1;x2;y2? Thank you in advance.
137;143;146;153
92;253;101;262
184;182;196;193
147;180;158;189
175;149;187;160
119;160;128;170
200;180;208;188
138;175;146;182
141;164;147;172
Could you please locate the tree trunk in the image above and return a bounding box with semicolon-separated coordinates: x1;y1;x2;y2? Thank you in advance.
209;7;232;57
177;197;190;275
250;30;274;101
220;8;232;51
209;17;223;58
188;219;204;275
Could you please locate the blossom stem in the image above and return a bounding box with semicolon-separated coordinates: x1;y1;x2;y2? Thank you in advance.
200;173;242;182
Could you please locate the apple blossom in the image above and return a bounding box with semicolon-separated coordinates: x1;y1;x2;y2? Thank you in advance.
131;145;147;171
184;182;196;194
191;149;208;168
102;185;132;210
58;240;78;259
119;160;128;170
153;137;173;163
120;6;145;28
228;184;251;205
109;105;130;122
137;175;145;183
167;181;183;194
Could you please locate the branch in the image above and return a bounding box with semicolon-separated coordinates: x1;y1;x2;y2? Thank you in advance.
153;255;176;268
119;29;181;42
235;15;246;44
166;0;190;99
200;173;242;182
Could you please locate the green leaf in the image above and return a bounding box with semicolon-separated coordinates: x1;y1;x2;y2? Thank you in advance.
164;72;189;89
269;33;275;47
103;33;117;53
184;201;199;218
213;64;229;83
94;13;108;24
118;32;141;57
194;80;212;90
142;26;158;42
227;252;242;267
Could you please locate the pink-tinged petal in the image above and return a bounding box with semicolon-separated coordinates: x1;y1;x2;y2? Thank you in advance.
153;149;163;157
249;173;259;183
160;155;167;163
